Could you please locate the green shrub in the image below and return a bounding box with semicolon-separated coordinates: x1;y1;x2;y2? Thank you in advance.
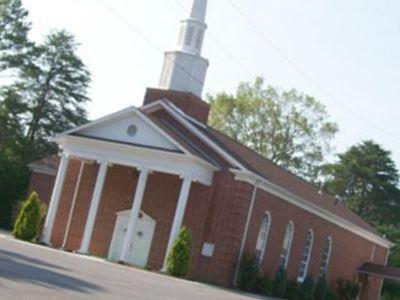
255;274;273;296
13;192;43;241
166;227;192;278
383;280;400;300
336;279;359;300
237;253;259;291
273;267;288;297
326;290;339;300
314;275;329;300
285;279;299;300
296;276;315;300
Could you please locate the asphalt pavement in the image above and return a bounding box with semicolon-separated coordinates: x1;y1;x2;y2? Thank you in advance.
0;234;270;300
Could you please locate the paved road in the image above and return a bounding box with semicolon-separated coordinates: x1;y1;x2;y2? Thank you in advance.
0;235;267;300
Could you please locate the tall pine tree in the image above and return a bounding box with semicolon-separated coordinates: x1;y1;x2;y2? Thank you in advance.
0;0;91;228
19;30;91;158
324;140;400;226
0;0;31;74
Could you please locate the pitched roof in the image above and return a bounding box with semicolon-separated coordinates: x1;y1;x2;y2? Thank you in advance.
358;263;400;281
195;124;379;235
143;99;381;237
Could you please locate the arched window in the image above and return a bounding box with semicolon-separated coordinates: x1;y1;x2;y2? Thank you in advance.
319;237;332;278
298;229;314;282
278;221;294;270
255;212;271;267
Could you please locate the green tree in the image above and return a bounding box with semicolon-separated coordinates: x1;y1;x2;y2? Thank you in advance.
208;77;338;180
324;140;400;225
0;87;29;229
166;227;192;278
13;191;43;241
0;0;91;229
0;0;31;73
7;30;91;158
0;150;29;229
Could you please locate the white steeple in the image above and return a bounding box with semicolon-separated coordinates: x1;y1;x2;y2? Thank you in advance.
159;0;209;97
190;0;207;22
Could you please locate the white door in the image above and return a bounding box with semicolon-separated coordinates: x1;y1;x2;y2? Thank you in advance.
108;210;156;268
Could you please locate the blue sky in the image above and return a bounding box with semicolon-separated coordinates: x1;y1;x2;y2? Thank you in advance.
23;0;400;166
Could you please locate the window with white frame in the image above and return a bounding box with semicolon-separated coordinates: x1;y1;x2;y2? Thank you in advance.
319;237;332;278
255;212;271;267
278;221;294;270
297;229;314;282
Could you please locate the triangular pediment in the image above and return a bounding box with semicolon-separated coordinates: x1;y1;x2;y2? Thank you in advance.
67;107;182;153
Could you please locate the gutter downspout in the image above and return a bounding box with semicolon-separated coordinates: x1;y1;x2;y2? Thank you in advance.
233;181;259;286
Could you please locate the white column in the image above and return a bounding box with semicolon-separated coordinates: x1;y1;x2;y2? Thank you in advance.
119;168;150;263
162;176;192;271
42;154;70;245
79;161;109;254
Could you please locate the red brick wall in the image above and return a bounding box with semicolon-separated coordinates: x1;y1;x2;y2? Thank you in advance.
27;172;56;206
242;187;388;299
49;161;216;273
193;171;253;286
50;160;98;249
143;88;210;123
39;160;387;299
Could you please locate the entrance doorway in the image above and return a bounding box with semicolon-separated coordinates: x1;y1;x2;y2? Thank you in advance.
108;210;156;268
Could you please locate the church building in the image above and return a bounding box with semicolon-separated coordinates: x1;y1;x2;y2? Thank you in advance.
28;1;395;299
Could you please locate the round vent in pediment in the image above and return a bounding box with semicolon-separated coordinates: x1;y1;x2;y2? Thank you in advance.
127;124;138;137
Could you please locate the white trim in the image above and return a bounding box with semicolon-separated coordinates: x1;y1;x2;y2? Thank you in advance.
162;176;193;271
143;100;393;248
233;183;259;285
120;168;150;263
319;236;333;278
62;106;192;156
79;161;109;254
297;229;314;283
62;161;85;249
142;100;248;171
141;99;207;129
41;155;70;245
255;211;272;268
231;169;393;249
279;221;295;270
63;106;137;135
58;135;216;186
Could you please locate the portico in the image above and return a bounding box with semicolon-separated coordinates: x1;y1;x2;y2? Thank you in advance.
42;107;217;269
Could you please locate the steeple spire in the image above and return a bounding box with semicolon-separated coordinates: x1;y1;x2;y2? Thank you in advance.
158;0;209;97
190;0;207;23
